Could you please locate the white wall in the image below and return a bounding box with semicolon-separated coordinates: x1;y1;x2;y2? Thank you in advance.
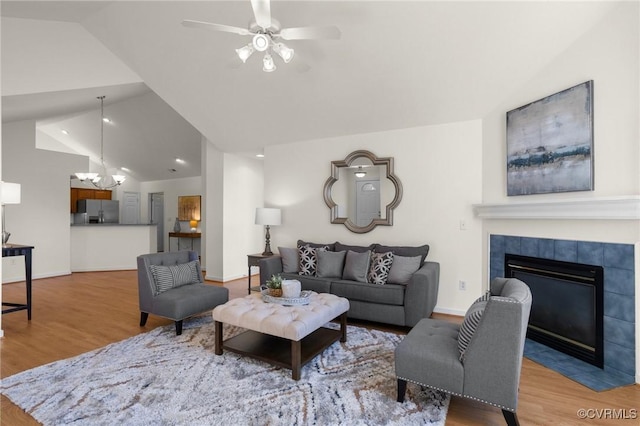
204;139;224;280
264;120;483;314
221;153;265;281
1;17;141;96
2;120;87;282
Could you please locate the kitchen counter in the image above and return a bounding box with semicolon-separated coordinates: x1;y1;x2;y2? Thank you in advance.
71;224;157;271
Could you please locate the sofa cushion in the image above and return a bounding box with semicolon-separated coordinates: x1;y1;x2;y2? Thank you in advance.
387;255;422;285
298;245;328;276
331;280;405;306
297;239;336;252
316;250;346;278
374;244;430;266
335;242;376;253
368;251;394;285
278;246;299;273
281;272;332;294
149;260;200;295
342;250;371;283
457;299;488;361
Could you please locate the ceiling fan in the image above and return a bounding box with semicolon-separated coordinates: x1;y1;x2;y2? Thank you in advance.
182;0;341;72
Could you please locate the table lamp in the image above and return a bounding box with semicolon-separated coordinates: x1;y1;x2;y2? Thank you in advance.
255;207;281;256
1;182;21;245
189;220;198;232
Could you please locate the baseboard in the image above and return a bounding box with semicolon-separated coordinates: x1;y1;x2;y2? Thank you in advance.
1;270;73;284
433;306;465;317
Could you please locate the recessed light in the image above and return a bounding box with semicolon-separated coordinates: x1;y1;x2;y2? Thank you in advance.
102;117;111;123
168;168;177;173
256;154;265;158
175;158;185;164
120;167;130;172
61;129;69;135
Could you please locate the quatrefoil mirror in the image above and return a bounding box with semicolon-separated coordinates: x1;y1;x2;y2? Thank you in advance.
323;150;403;233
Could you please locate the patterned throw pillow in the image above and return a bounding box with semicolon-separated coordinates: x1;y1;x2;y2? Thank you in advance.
457;300;488;361
367;251;394;285
474;290;491;303
149;260;200;295
298;245;328;276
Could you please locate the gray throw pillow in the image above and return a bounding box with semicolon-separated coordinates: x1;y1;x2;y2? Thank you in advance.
149;260;200;296
278;246;299;273
316;250;346;278
368;251;394;285
374;244;430;266
387;255;422;285
342;250;371;283
457;300;488;361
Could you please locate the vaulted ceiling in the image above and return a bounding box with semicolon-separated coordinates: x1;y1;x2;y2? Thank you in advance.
1;1;618;182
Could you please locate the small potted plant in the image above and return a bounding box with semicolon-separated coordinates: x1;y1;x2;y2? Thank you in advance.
265;274;283;297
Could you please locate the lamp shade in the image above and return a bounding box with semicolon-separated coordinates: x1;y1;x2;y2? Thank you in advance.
255;208;281;226
0;182;21;205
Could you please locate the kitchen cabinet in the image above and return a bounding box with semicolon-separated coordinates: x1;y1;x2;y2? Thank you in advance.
70;188;112;212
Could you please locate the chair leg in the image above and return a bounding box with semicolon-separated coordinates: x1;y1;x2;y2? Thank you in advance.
397;378;407;402
140;312;149;326
502;410;520;426
175;320;183;336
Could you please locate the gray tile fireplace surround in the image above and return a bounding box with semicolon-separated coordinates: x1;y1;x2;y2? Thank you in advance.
490;234;636;391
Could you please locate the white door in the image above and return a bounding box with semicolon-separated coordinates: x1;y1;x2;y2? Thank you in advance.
150;193;164;252
355;180;381;227
121;192;140;224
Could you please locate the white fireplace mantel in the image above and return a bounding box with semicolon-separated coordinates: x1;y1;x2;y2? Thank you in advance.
473;196;640;220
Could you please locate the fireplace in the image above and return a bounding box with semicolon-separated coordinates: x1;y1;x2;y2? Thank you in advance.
505;253;604;368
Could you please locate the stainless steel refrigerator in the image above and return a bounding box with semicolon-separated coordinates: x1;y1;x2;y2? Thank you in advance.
75;199;120;224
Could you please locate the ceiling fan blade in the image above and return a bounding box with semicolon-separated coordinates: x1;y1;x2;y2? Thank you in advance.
279;26;341;41
251;0;272;29
181;20;252;36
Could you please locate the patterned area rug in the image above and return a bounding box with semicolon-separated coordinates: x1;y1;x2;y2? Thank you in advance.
1;316;449;425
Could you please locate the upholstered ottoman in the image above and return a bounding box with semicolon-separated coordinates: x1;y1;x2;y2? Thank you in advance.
212;292;350;379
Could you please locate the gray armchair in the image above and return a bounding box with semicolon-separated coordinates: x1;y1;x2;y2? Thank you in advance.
395;277;532;425
137;251;229;335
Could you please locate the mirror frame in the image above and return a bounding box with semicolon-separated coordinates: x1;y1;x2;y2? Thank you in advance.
323;150;403;233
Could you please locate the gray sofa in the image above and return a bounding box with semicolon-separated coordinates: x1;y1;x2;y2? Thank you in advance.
259;240;440;327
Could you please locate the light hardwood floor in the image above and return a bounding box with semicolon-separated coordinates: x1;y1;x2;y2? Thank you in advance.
1;271;639;425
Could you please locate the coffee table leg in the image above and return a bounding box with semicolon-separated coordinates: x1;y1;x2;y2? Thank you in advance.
340;312;347;342
215;321;223;355
291;340;301;380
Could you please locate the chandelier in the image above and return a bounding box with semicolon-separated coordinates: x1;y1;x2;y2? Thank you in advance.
75;96;126;189
235;32;294;72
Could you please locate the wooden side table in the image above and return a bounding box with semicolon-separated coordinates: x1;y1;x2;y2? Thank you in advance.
168;232;201;251
247;253;278;294
2;244;34;320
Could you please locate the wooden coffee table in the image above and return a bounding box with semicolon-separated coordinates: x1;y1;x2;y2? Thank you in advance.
212;292;350;380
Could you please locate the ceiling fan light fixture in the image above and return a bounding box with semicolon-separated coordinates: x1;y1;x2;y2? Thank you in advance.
273;42;294;63
262;53;276;72
236;43;254;63
252;33;270;52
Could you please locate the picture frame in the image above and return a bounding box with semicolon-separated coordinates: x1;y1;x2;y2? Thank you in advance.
506;80;594;196
178;195;201;221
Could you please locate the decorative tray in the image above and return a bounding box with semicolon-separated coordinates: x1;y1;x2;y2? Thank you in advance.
261;290;313;306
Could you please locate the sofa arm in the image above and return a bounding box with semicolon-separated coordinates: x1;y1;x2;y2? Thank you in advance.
258;256;283;287
404;261;440;327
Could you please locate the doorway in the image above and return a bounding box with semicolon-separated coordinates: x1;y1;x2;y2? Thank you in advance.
355;179;381;227
121;192;141;224
150;192;164;252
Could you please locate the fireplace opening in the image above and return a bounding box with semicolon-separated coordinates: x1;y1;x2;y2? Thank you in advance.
505;254;604;368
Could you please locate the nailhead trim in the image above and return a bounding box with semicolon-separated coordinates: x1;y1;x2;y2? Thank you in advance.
397;376;516;412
